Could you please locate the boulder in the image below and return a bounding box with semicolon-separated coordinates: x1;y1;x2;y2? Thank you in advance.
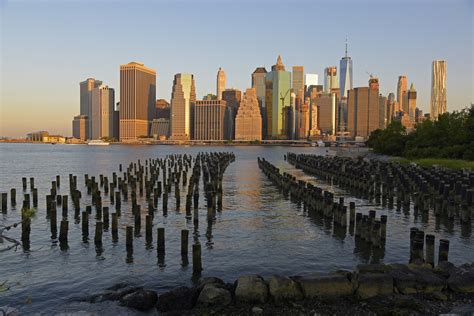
0;306;19;316
119;289;158;311
355;273;393;299
268;275;303;302
434;261;456;278
448;263;474;293
197;284;232;306
297;275;352;298
388;265;445;294
235;275;268;303
198;277;225;288
157;286;200;312
356;264;389;274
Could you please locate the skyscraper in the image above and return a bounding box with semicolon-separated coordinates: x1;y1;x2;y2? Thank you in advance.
292;66;305;95
222;88;242;139
216;67;226;100
193;100;227;141
339;41;353;98
265;55;291;138
235;88;262;141
387;92;395;125
72;115;88;140
79;78;102;138
397;75;407;113
324;67;338;93
170;73;196;140
379;94;387;129
119;62;156;141
430;60;447;120
91;85;115;140
407;83;417;122
347;77;380;139
317;92;337;135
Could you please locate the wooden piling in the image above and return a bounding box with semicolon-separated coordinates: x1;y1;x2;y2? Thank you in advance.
10;188;16;206
192;244;202;274
157;227;165;254
181;229;189;255
438;239;450;264
425;234;435;267
94;221;103;245
126;226;133;253
59;220;68;244
146;215;153;244
111;213;118;241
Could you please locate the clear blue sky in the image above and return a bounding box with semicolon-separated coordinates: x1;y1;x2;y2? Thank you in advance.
1;0;473;137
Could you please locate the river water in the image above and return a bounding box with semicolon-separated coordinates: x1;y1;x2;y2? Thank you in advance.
0;143;473;313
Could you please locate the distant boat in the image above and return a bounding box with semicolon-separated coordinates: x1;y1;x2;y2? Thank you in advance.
87;140;110;146
317;140;326;147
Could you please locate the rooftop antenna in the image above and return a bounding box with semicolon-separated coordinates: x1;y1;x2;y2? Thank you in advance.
345;38;348;58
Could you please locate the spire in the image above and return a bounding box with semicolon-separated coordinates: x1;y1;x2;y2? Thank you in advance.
272;55;285;71
345;38;348;58
410;83;416;91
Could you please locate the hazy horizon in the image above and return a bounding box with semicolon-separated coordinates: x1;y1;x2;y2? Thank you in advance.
1;0;473;138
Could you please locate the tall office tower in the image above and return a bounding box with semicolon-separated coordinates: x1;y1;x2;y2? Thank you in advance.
79;78;102;138
193;100;227;140
297;98;310;139
72;115;89;140
170;73;196;140
379;94;387;129
347;77;380;138
292;66;305;94
317;92;337;135
324;67;338;93
252;67;268;138
235;88;262;141
265;55;291;138
397;75;407;113
216;67;226;100
430;60;447;120
407;83;417;122
119;62;156;141
387;92;395;124
91;85;115;139
222;88;242;139
339;40;353;98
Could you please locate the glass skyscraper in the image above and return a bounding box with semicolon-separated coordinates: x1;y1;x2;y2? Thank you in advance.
339;42;353;99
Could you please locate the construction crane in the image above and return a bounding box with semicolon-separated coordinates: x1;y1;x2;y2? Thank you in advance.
366;71;375;79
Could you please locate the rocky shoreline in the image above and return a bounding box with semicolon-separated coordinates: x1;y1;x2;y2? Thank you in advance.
58;261;474;315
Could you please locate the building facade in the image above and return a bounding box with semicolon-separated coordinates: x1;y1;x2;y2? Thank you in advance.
119;62;156;141
235;88;262;141
170;73;196;140
347;78;380;139
317;92;337;135
339;43;353;98
72;115;89;140
91;85;115;139
79;78;102;138
407;83;417;122
193;100;227;140
397;75;407;113
430;60;447;120
324;67;338;93
265;55;291;138
150;118;170;140
217;67;226;100
292;66;305;96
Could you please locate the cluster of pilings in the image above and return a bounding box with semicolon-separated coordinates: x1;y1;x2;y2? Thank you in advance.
258;157;387;260
409;227;450;267
0;152;235;276
286;153;474;226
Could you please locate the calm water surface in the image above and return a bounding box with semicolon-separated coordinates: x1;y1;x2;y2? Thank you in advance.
0;143;473;313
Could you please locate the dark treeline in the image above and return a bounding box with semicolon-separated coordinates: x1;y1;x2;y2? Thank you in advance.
367;105;474;160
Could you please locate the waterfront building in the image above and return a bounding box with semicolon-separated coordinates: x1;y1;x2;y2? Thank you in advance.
407;83;417;122
222;88;242;139
265;55;291;139
397;75;408;113
79;78;102;138
72;115;89;140
170;73;196;140
155;99;171;120
317;92;337;135
217;68;226;100
430;60;447;120
324;66;338;93
119;62;156;141
339;41;353;98
193;100;227;140
347;77;380;139
91;85;115;140
150;118;170;140
27;131;49;142
235;88;262;141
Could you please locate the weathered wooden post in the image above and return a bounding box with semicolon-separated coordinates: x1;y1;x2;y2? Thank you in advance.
1;193;7;213
157;227;165;254
181;229;189;255
146;215;153;245
193;243;202;274
81;211;89;239
425;234;435;267
22;177;27;190
30;177;35;190
10;188;16;207
59;220;69;246
103;207;109;231
94;221;103;245
32;188;38;207
111;213;118;242
50;203;58;239
438;239;450;264
380;215;387;240
349;202;355;223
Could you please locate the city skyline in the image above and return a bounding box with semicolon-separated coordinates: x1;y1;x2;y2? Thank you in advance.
1;0;473;137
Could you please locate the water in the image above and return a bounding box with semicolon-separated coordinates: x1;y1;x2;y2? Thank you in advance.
0;143;473;313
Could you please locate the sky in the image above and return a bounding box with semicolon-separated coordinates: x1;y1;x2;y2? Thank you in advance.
0;0;473;137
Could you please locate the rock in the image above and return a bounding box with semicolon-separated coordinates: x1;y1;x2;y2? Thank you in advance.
388;265;445;294
199;277;225;288
431;291;448;301
119;289;157;311
356;263;389;274
0;306;19;316
101;286;143;302
197;284;232;306
434;261;456;278
235;275;268;304
268;275;303;302
251;306;263;315
448;263;474;293
355;273;393;299
298;275;352;298
157;286;200;312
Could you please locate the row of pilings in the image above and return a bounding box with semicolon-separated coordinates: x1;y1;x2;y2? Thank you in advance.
1;152;235;276
286;153;473;226
258;157;453;266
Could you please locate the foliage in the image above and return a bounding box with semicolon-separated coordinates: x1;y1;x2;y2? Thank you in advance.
392;157;474;170
368;105;474;162
21;207;37;219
